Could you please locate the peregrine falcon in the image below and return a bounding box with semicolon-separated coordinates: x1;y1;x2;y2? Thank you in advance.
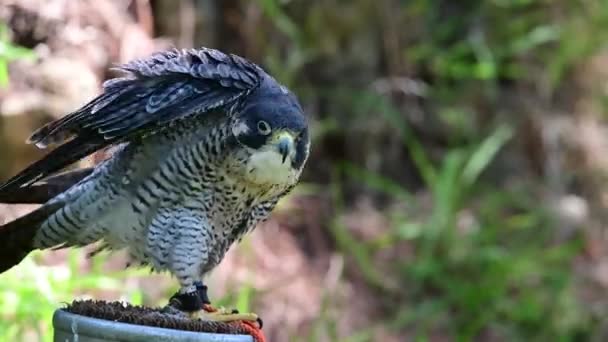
0;48;310;321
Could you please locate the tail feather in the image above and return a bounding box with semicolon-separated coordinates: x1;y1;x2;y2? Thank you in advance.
0;168;94;204
0;135;103;193
0;202;63;273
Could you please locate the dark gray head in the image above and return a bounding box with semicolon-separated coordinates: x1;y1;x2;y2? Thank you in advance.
231;75;309;171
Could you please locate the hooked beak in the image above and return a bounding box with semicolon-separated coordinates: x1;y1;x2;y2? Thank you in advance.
276;132;295;164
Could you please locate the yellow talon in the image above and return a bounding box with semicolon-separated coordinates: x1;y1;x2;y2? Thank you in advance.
188;309;259;323
183;304;258;324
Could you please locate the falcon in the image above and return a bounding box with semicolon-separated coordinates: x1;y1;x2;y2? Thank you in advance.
0;47;310;323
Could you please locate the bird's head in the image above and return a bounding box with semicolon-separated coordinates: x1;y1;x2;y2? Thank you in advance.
231;85;309;186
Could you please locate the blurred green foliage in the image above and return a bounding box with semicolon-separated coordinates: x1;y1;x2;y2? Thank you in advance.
254;0;607;339
0;24;34;88
0;247;266;341
0;251;144;341
334;105;588;339
255;0;608;145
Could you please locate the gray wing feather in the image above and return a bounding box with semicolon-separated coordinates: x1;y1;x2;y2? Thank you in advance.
0;48;261;192
0;168;94;204
29;48;261;146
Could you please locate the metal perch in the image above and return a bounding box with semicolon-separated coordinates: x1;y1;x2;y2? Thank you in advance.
53;300;256;342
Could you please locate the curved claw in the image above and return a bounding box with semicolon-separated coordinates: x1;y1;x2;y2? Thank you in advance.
167;283;263;328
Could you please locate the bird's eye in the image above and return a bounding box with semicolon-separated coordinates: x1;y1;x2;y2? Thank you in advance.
257;120;271;135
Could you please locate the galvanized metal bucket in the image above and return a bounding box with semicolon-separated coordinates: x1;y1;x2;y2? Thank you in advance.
53;309;254;342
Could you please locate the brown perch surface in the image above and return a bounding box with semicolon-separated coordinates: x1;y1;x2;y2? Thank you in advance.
65;300;254;336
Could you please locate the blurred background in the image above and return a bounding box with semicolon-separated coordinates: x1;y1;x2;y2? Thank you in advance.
0;0;608;341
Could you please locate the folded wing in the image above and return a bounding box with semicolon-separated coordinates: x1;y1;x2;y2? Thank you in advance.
0;48;261;192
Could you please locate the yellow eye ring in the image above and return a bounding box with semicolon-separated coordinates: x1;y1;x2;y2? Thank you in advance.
257;120;272;135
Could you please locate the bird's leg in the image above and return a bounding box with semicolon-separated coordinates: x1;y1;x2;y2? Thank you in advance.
195;281;211;304
167;283;203;313
163;221;261;326
167;281;262;326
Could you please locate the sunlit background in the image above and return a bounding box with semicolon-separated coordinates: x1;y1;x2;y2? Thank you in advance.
1;0;608;341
